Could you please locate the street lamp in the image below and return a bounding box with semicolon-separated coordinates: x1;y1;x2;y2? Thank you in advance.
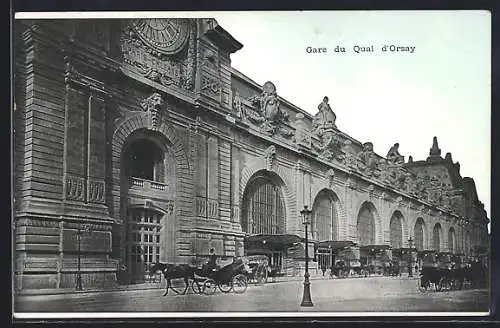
408;236;414;278
300;205;313;307
76;222;93;291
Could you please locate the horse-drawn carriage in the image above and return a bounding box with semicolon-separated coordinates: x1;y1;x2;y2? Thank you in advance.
418;251;476;292
191;257;249;295
150;257;250;296
313;241;364;278
243;254;270;285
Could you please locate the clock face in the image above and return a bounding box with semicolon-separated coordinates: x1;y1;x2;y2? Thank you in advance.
131;18;190;55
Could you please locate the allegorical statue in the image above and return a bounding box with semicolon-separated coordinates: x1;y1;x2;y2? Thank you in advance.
312;96;337;134
260;81;281;122
386;143;405;164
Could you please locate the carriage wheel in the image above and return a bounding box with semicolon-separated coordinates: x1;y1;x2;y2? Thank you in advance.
203;279;217;295
191;279;204;294
232;274;248;294
257;269;268;285
219;280;233;293
435;278;444;292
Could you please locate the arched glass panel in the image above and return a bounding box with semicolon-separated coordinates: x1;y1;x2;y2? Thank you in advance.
433;224;442;252
312;192;338;241
448;228;456;253
357;205;375;245
242;177;285;235
414;218;425;251
390;215;403;248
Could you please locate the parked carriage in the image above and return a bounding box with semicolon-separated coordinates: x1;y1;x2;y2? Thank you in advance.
313;240;360;278
243;254;270;285
191;257;250;295
360;245;392;276
418;251;477;292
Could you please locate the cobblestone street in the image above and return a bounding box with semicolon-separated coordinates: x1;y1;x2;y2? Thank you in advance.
14;276;489;315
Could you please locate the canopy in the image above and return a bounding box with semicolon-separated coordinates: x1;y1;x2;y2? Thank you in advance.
244;234;305;247
315;240;356;251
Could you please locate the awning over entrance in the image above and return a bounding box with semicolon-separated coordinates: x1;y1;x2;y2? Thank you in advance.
244;234;305;248
315;240;356;251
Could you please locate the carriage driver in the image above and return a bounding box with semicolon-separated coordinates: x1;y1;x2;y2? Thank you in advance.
204;248;218;273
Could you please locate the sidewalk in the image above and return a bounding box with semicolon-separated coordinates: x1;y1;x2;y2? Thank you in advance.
16;272;417;297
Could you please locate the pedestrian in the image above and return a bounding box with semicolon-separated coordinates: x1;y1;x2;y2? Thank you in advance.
321;264;326;277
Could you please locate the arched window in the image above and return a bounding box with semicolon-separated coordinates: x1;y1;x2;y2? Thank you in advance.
124;139;165;182
465;231;471;256
242;175;286;235
448;227;456;253
433;223;442;252
357;203;376;246
389;213;403;249
414;218;425;251
312;190;338;241
127;208;162;279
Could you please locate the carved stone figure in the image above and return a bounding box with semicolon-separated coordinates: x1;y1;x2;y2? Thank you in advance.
326;169;335;188
386;143;404;164
141;92;165;129
232;90;243;118
264;145;276;171
358;142;378;175
312;96;337;135
377;159;392;184
247;81;290;136
261;82;280;119
312;129;343;161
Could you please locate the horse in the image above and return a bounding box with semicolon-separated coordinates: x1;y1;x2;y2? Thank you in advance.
149;262;197;296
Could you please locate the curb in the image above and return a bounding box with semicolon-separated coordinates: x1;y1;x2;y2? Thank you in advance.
16;275;419;297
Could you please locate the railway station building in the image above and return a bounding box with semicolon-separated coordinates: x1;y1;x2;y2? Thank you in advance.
13;18;490;290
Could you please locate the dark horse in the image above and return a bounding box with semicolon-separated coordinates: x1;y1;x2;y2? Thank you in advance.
150;262;197;296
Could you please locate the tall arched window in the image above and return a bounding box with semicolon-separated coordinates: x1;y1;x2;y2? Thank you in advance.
448;227;456;253
414;218;425;251
357;203;376;246
389;213;403;249
433;223;442;252
242;175;286;235
312;190;338;241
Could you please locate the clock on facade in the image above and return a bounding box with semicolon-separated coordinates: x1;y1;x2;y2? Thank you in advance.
131;18;190;55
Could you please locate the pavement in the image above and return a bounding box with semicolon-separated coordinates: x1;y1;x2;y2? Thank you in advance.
14;270;387;296
14;275;490;315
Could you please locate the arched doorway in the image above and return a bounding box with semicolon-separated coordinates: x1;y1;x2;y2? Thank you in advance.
242;171;287;271
357;202;378;269
414;218;425;251
312;189;340;270
121;134;172;283
433;223;442;252
448;227;456;253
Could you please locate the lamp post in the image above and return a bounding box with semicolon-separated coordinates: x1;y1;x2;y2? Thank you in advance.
76;222;93;291
408;236;414;278
300;205;313;307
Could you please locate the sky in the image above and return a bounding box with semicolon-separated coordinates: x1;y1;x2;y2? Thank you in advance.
211;11;491;229
16;11;491;232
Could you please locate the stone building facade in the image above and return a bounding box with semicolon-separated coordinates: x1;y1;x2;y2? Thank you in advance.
13;18;489;290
